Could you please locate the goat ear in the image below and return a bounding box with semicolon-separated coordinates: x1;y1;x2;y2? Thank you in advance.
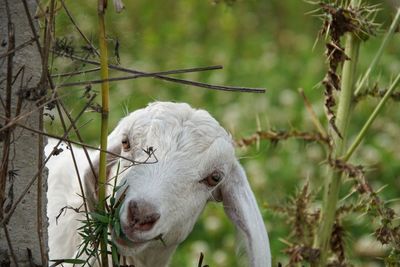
220;162;271;267
83;129;122;211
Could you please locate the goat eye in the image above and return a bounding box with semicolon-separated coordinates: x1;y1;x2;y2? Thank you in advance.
203;171;222;187
121;138;130;151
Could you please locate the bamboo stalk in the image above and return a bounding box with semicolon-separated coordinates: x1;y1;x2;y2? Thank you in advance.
97;0;110;266
314;1;361;264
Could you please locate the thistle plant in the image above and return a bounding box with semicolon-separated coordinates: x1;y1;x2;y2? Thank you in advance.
269;1;400;266
308;0;400;265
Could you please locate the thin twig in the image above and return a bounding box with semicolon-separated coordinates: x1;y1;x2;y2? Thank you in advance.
56;65;224;88
60;0;100;57
298;88;328;139
0;37;37;59
0;95;96;225
54;51;266;93
40;18;100;185
0;94;58;133
21;0;43;58
354;85;400;102
51;67;101;78
354;7;400;95
0;119;154;165
55;102;94;251
344;73;400;161
36;0;56;263
57;100;97;189
1;155;50;226
37;107;48;266
53;97;91;222
2;223;19;267
14;66;26;118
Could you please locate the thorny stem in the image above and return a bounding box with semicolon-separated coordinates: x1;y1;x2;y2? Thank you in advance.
97;1;110;266
335;38;360;150
236;129;329;147
354;8;400;96
315;1;361;264
344;73;400;161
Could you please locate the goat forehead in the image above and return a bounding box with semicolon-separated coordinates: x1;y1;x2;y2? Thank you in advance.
121;137;234;189
121;102;231;153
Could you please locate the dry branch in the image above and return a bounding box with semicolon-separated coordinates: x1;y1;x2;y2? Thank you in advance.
236;129;329;147
53;51;266;93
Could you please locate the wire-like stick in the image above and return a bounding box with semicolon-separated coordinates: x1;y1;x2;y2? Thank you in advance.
51;67;101;78
54;51;266;93
56;65;223;88
0;37;37;59
0;95;58;133
298;88;328;139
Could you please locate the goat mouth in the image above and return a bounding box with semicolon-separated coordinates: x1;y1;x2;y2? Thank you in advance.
112;229;164;248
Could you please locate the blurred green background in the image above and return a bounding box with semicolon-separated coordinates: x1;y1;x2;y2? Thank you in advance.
46;0;400;266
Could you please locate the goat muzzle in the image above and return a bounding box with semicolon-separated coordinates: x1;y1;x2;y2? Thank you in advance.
123;200;160;233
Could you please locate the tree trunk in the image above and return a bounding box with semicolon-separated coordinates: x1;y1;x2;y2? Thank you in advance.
0;0;48;266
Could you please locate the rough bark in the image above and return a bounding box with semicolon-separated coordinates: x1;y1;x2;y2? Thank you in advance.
0;0;48;266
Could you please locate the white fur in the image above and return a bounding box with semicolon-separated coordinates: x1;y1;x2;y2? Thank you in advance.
46;102;271;267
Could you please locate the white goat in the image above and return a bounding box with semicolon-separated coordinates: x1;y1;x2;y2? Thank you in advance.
46;102;271;267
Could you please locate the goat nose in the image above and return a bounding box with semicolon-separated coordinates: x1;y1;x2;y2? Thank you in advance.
127;200;160;232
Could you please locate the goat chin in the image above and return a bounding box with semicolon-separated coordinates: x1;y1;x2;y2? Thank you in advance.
46;101;271;267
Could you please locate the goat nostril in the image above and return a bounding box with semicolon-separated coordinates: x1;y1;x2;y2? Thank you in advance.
126;200;160;232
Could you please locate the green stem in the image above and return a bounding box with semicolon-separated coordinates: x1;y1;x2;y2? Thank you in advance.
335;37;360;150
354;8;400;96
344;73;400;161
315;8;361;265
97;1;110;266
